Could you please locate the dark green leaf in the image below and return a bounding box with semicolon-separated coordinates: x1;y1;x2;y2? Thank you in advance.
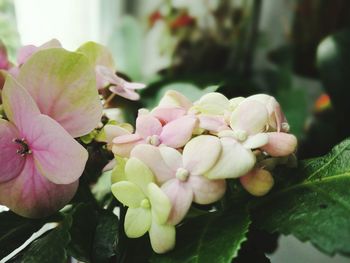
253;138;350;256
151;209;250;263
19;215;72;263
92;210;119;263
0;211;45;260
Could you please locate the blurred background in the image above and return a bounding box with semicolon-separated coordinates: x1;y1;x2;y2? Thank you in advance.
1;0;350;262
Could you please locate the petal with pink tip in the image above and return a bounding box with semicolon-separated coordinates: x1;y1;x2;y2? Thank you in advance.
243;133;269;149
136;114;162;139
0;119;25;183
104;124;131;144
152;106;186;124
158;90;193;110
29;115;88;184
2;75;40;132
205;137;256;179
183;135;221;175
109;85;140;101
160;116;197;148
161;179;193;225
17;48;103;137
131;144;174;184
261;132;297;157
230;100;269;135
188;175;226;204
198;115;228;132
112;134;143;158
0;156;78;218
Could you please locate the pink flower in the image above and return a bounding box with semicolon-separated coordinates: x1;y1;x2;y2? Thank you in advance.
0;76;88;218
112;112;197;157
130;135;226;224
96;65;145;100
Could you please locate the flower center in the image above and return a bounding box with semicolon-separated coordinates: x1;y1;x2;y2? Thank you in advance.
176;168;190;181
146;135;161;146
13;138;32;156
140;198;151;209
233;129;248;142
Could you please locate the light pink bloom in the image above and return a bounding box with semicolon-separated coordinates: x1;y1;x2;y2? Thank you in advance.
131;135;226;225
0;76;87;218
96;65;145;100
112;112;197;157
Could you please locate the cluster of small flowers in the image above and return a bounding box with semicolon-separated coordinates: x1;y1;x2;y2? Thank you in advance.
104;90;297;253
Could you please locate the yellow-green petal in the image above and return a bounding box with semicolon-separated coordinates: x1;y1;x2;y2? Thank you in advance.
111;181;145;208
125;157;155;194
125;207;152;238
149;221;176;254
148;183;171;225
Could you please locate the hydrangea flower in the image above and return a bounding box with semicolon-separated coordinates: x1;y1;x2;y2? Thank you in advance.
0;76;87;218
111;157;175;253
131;136;226;224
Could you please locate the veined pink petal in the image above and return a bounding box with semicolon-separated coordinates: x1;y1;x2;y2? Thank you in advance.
136;114;162;139
29;115;88;184
188;175;226;204
0;156;78;218
183;135;221;175
161;179;193;225
17;45;38;65
17;48;103;137
0;119;25;183
2;75;40;132
261;132;297;157
113;133;142;144
109;85;140;101
160;116;197;148
230;100;269;135
151;106;186;124
131;144;174;184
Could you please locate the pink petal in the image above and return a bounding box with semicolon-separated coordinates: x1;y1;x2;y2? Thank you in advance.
17;45;38;65
28;115;88;184
2;75;40;132
131;144;174;184
17;48;103;137
261;132;297;157
124;82;146;90
136;114;162;139
104;124;131;144
230;100;269;135
0;157;78;218
0;119;25;183
161;179;193;225
151;106;186;124
198;115;228;132
112;134;143;157
188;175;226;204
183;135;221;175
159;146;183;172
109;85;140;101
160;116;197;148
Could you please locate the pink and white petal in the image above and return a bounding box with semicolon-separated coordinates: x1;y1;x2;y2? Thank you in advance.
149;222;176;254
17;45;38;65
183;135;221;175
261;132;297;157
125;82;146;90
160;116;197;148
0;157;78;218
188;175;226;205
136;114;162;139
28;115;88;185
161;179;193;225
198;115;228;132
112;136;143;158
243;133;269;149
158;90;193;110
124;207;152;238
205;137;256;179
152;106;186;124
230;100;269;135
131;144;174;184
95;65;119;85
0;119;25;183
159;146;183;172
17;48;103;137
109;85;140;101
2;75;40;132
104;125;131;144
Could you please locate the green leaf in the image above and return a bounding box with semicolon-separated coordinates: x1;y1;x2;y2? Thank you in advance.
317;29;350;117
253;138;350;256
92;210;119;263
19;215;72;263
150;209;251;263
67;204;98;262
0;212;45;260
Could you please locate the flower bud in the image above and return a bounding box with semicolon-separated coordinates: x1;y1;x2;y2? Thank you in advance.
240;168;274;196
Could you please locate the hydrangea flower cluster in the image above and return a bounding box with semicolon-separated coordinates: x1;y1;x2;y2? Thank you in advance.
107;90;297;253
